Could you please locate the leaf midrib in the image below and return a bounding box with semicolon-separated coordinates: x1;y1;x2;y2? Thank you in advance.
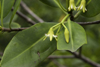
1;36;45;65
68;20;74;51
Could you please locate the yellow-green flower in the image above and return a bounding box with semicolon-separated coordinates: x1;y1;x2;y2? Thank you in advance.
78;0;87;13
68;0;76;11
44;28;57;41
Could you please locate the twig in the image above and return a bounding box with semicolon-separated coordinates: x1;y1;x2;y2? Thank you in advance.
48;55;75;59
77;20;100;25
68;11;74;21
2;27;28;32
20;1;44;23
68;51;100;67
79;47;82;57
1;20;100;32
11;8;36;25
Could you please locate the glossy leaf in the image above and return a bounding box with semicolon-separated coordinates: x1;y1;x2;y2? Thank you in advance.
81;0;100;17
57;21;87;52
1;23;57;67
40;0;58;7
0;0;14;18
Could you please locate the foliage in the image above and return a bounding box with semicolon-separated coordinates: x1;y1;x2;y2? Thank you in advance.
0;0;100;67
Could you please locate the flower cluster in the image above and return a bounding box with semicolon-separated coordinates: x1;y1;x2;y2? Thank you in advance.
44;22;70;43
68;0;87;13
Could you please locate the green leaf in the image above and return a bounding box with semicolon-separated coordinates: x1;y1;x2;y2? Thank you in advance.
40;0;58;7
57;21;87;52
0;32;17;52
9;0;21;29
1;0;5;26
0;0;14;18
3;22;21;28
81;0;100;17
0;12;18;24
1;23;57;67
66;0;69;9
53;0;67;13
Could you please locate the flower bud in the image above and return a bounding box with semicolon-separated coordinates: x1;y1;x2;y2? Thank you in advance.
64;27;69;43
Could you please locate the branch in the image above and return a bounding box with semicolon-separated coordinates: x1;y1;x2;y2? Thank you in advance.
68;51;100;67
79;47;82;57
48;55;75;59
2;27;28;32
77;20;100;25
11;8;36;25
20;1;44;23
2;20;100;32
